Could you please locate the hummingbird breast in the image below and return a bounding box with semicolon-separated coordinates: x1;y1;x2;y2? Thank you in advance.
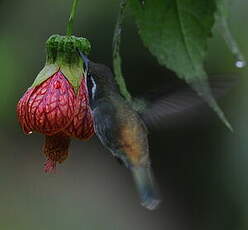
92;97;150;167
118;114;149;166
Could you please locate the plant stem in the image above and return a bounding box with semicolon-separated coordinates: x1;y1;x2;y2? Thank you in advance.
113;0;132;102
67;0;80;36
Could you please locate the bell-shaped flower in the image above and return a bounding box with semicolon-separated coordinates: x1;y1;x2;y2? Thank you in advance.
17;35;94;172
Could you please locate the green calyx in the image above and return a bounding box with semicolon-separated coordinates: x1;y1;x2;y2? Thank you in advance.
46;34;91;64
31;34;91;92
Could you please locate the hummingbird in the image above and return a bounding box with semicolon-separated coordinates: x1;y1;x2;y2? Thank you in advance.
78;51;235;210
84;60;161;210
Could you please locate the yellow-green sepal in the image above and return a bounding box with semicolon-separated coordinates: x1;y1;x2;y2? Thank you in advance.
30;63;59;88
30;34;91;90
60;61;85;93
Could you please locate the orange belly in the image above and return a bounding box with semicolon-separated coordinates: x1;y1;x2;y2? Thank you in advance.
119;123;147;165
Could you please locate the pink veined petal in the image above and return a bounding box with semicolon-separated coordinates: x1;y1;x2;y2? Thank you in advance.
64;78;94;140
17;88;35;134
25;71;76;135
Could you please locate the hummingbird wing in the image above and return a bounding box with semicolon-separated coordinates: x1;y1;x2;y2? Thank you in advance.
136;76;237;129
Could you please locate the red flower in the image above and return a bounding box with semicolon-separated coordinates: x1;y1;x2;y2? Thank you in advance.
17;35;94;173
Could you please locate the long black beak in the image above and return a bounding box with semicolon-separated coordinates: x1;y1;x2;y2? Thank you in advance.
77;49;90;74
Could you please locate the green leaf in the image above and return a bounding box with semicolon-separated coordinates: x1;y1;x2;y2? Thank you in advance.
128;0;232;130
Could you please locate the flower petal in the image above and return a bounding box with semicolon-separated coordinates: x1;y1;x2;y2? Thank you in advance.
64;78;94;140
17;88;35;134
43;133;71;173
26;71;76;135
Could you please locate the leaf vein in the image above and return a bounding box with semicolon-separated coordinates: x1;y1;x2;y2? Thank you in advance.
175;0;196;76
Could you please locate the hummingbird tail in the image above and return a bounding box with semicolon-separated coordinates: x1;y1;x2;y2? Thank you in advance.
131;166;161;210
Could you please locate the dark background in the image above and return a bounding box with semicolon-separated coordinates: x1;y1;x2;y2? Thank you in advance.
0;0;247;229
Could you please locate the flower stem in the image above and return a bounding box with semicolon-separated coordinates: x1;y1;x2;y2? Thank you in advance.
113;0;132;102
67;0;80;36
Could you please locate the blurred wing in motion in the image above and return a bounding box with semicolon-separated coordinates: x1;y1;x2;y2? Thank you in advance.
136;76;237;129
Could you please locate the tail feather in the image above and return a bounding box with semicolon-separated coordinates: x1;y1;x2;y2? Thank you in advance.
131;166;161;210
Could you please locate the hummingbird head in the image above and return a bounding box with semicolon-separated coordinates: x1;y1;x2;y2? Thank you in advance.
86;61;119;103
77;50;119;107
